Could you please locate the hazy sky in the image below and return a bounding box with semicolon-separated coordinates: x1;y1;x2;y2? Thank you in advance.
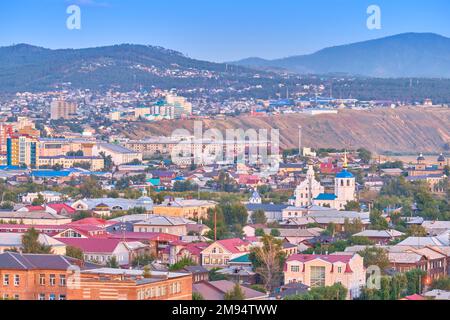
1;0;449;62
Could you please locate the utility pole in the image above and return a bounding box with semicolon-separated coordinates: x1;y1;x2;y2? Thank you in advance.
214;208;217;241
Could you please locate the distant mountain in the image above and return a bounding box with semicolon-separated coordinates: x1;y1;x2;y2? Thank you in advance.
232;33;450;78
0;43;262;93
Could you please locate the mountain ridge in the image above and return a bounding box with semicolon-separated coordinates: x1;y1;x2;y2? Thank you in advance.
231;32;450;78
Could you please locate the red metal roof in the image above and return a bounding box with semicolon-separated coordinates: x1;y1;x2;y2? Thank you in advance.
58;238;122;253
215;238;251;254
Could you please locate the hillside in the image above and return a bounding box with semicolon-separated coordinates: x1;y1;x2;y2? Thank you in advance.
0;43;265;93
118;107;450;154
232;33;450;78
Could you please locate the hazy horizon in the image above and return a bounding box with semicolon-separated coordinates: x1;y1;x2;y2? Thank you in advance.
1;0;450;62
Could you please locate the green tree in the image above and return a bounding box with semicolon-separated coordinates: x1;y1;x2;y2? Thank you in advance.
31;193;45;206
255;228;265;237
270;229;280;237
344;201;361;212
106;256;119;268
66;246;84;260
358;247;390;271
192;292;204;300
22;228;52;254
132;254;155;268
406;225;427;237
250;210;267;224
168;257;196;271
224;283;246;300
285;283;347;300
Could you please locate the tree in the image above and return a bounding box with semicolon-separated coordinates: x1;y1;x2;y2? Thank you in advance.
370;210;389;230
358;247;390;271
66;246;84;260
250;210;267;224
224;283;246;300
285;283;347;300
192;292;204;300
250;235;286;292
168;257;196;271
357;148;372;164
143;265;152;278
270;229;280;237
343;218;364;236
431;276;450;290
100;152;113;171
106;256;119;268
405;269;426;295
255;228;265;237
406;225;427;237
22;228;52;254
31;193;45;206
345;201;361;212
132;254;155;268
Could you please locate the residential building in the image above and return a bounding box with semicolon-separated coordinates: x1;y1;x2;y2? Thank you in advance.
38;155;104;171
7;134;39;168
283;253;366;299
0;252;86;300
153;198;216;220
50;100;77;120
66;268;192;300
201;238;252;269
93;143;142;165
193;280;268;300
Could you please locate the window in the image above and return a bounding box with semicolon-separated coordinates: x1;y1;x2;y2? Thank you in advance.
39;274;45;285
310;266;326;287
14;294;19;300
291;265;300;272
59;295;66;301
337;267;342;273
60;275;66;286
3;274;9;286
3;294;9;300
49;274;56;286
49;294;56;300
14;275;20;286
38;293;45;300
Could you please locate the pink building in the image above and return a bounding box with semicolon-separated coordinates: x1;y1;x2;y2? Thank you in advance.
283;253;366;299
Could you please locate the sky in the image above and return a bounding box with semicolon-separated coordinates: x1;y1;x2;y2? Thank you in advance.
0;0;449;62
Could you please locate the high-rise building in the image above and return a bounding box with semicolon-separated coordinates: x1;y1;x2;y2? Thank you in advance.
50;100;78;120
6;134;39;168
0;123;13;153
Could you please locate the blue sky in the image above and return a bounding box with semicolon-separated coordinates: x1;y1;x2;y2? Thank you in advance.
0;0;449;62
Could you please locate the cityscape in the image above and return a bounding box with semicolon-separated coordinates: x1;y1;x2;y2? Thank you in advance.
0;0;449;306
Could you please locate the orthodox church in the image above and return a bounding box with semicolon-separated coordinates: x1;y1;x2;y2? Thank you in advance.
292;154;356;210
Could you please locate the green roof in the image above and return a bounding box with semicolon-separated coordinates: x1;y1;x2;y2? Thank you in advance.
229;254;251;264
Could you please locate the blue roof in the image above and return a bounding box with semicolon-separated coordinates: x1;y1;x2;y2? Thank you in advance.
0;166;22;170
336;169;354;178
314;193;337;201
31;170;72;177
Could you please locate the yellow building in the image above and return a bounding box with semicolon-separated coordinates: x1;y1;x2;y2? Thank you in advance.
39;155;104;171
7;134;39;168
153;199;216;220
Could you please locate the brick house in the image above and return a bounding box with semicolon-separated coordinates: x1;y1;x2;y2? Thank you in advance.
0;252;87;300
66;268;192;300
